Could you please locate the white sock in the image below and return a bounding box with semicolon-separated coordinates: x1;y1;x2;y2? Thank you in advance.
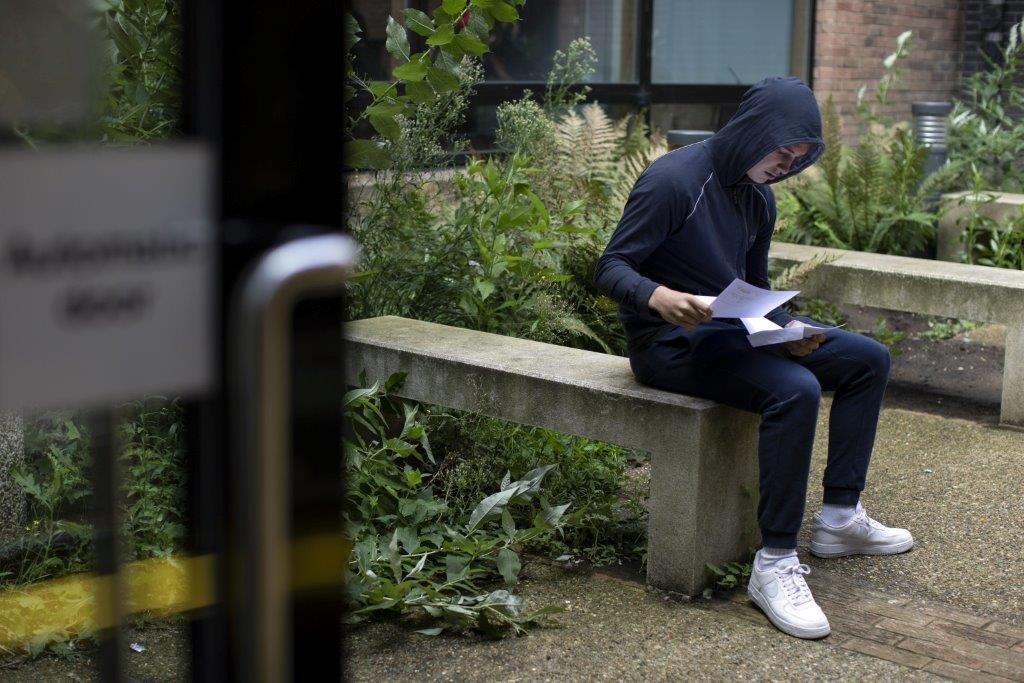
755;546;799;571
820;501;861;527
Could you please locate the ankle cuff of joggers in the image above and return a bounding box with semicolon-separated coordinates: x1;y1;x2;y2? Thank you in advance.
759;530;798;550
823;487;861;506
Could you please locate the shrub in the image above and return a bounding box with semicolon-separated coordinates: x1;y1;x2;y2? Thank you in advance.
775;31;958;256
948;20;1024;193
344;371;567;637
428;409;647;566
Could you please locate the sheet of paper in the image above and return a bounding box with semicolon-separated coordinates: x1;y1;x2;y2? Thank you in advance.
741;317;844;348
706;278;799;318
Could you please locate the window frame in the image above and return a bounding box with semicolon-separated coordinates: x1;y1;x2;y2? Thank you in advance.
404;0;815;114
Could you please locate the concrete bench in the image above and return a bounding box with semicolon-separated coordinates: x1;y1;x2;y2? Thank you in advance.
769;242;1024;426
343;315;760;596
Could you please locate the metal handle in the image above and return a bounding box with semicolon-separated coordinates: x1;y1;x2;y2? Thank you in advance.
230;232;358;682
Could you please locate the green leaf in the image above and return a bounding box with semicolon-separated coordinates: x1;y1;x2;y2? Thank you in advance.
344;13;362;52
563;198;587;215
426;66;460;93
344;383;381;406
393;59;428;82
445;553;469;582
474;279;495;301
405;80;435;104
404;467;423;487
344;139;390;169
427;25;455;46
501;508;515;535
403;8;435;37
540;503;569;527
435;50;461;76
490;1;518;22
396;526;419;554
367;81;394;99
454;32;488;56
383;371;407;392
467;487;516;531
368;111;401;141
443;0;466;14
415;627;445;636
385;15;411;62
387;529;403;581
497;548;521;586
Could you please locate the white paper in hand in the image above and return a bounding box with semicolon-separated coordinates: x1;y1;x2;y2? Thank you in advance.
707;278;799;318
741;317;844;348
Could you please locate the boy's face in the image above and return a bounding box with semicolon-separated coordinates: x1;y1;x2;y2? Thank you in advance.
745;142;812;183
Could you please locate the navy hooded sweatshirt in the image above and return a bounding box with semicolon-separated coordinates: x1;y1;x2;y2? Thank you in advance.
594;76;825;355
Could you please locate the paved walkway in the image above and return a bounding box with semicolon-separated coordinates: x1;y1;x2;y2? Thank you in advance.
718;565;1024;682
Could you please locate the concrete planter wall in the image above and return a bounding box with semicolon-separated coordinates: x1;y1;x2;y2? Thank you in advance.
0;414;25;545
937;190;1024;262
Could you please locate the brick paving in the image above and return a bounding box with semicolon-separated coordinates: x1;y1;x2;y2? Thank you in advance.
719;566;1024;682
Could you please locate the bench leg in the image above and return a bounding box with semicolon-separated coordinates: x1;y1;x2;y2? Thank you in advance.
1002;322;1024;427
646;406;761;596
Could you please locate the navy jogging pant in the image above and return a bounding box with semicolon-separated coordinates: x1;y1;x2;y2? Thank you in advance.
628;315;891;549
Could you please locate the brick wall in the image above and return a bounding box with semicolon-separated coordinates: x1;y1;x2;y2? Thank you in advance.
813;0;964;142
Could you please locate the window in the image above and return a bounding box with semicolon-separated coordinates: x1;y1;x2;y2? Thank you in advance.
350;1;815;156
652;0;809;85
483;0;638;82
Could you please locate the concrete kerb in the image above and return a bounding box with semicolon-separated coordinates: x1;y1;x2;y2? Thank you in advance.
768;242;1024;426
343;315;761;596
0;413;26;545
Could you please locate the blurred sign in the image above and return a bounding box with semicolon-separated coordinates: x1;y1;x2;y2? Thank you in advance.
0;145;214;411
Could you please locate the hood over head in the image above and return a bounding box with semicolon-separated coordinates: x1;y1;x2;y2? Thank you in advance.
706;76;825;187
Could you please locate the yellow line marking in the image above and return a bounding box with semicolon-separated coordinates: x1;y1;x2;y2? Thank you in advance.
0;534;350;651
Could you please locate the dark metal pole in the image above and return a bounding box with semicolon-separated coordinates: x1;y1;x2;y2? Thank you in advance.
180;0;228;677
89;410;124;682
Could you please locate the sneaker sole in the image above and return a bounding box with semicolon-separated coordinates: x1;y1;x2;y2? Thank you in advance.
747;584;831;639
808;537;915;558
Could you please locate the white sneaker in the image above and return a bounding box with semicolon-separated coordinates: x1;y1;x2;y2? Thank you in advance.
747;558;831;639
809;503;914;558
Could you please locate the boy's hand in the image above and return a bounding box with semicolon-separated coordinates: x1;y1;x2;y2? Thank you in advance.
783;320;825;357
648;286;713;329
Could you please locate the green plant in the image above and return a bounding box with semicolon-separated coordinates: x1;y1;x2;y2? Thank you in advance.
703;557;753;599
428;409;647;567
767;254;847;327
96;0;182;142
4;401;187;589
12;0;182;146
871;318;906;355
957;164;1024;270
117;399;186;559
776;32;959;256
344;0;525;169
921;317;982;341
948;20;1024;193
5;417;93;586
543;38;597;119
344;370;567;637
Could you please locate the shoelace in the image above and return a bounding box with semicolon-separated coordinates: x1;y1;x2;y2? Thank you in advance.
853;509;890;532
777;563;814;606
